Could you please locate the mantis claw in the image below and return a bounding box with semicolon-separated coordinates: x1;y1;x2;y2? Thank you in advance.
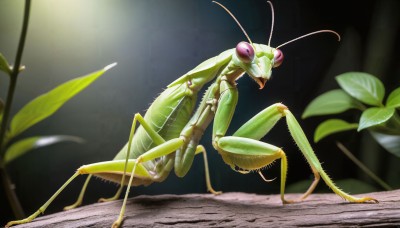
282;199;296;204
210;189;223;195
352;197;379;204
98;197;112;203
98;186;123;203
258;171;276;182
63;203;79;211
112;220;123;228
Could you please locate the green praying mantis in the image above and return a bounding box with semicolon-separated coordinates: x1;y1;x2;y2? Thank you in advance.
6;1;378;228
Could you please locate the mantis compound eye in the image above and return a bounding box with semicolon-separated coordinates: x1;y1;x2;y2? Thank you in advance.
236;41;255;63
273;49;284;68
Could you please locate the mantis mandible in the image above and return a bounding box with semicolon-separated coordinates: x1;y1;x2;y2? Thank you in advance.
6;1;378;228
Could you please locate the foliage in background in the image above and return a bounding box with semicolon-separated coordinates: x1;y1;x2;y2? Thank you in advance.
303;72;400;158
0;0;116;219
290;0;400;194
298;72;398;192
0;63;116;165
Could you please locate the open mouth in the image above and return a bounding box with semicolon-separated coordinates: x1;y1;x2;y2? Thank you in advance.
256;78;267;89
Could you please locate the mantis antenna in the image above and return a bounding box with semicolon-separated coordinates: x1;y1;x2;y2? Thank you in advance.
276;30;341;49
266;1;274;46
212;1;253;45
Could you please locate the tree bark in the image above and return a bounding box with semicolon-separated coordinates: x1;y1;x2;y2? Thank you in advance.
15;189;400;227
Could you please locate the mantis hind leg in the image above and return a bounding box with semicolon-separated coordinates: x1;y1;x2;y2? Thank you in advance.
66;112;171;207
99;113;167;203
6;111;170;227
6;172;82;227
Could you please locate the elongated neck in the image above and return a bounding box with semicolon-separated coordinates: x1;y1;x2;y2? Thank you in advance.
218;60;246;86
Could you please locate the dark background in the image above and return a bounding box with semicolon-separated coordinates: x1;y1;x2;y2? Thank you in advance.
1;0;399;224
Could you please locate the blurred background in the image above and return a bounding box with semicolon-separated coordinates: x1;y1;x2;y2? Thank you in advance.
0;0;399;224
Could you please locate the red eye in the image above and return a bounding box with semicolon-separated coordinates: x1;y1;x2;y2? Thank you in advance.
273;49;284;67
235;41;255;63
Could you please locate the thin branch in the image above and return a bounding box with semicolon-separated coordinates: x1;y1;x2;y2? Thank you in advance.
336;141;392;191
0;0;31;156
0;0;32;219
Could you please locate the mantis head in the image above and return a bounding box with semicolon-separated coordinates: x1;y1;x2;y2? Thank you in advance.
214;1;340;90
234;41;284;89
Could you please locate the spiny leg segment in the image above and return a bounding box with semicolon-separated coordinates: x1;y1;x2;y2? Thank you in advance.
284;110;377;203
214;102;378;203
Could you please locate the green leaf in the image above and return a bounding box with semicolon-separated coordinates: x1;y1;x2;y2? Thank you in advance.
3;135;84;164
302;89;363;119
336;72;385;106
386;87;400;108
370;131;400;157
358;107;395;131
9;63;117;139
0;52;12;75
314;119;358;142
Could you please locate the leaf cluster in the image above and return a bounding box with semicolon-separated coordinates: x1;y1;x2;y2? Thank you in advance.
302;72;400;157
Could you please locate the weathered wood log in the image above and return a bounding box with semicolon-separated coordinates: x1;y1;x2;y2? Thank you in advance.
14;189;400;227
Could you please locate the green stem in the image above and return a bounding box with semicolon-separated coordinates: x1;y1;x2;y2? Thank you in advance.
0;0;31;157
0;165;25;219
336;141;393;191
0;0;32;220
0;77;17;150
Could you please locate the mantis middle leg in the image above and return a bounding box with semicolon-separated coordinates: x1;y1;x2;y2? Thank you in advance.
195;145;222;195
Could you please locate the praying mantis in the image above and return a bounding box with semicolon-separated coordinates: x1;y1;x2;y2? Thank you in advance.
6;1;378;228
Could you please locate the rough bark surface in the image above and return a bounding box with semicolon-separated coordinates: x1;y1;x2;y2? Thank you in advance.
13;189;400;227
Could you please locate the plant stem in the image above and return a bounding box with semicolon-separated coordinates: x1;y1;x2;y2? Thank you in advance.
0;0;32;219
0;165;25;219
0;0;31;157
336;141;393;191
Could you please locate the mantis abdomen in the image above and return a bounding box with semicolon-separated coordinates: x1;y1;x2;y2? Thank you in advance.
112;82;197;182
